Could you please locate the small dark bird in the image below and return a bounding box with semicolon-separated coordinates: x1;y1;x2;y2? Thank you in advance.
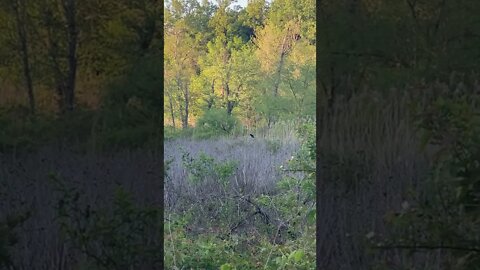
249;134;255;138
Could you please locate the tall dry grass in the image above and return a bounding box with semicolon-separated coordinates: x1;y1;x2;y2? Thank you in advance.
317;89;442;269
0;146;162;269
164;132;301;210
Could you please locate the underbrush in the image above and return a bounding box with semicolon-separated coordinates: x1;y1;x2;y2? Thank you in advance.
51;174;162;269
165;121;316;269
165;213;315;270
0;146;162;269
318;86;480;269
165;126;194;140
0;105;161;153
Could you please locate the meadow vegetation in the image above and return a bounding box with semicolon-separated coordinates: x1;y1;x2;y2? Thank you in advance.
165;120;315;269
1;0;479;269
163;0;316;268
0;0;317;268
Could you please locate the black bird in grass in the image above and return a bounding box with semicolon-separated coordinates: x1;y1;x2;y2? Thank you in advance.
249;134;255;138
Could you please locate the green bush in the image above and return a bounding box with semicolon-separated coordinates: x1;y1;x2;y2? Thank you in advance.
0;106;53;152
102;56;162;121
165;126;194;140
0;107;92;152
374;96;480;270
94;55;162;149
193;109;241;139
0;106;162;152
181;150;237;187
51;174;162;269
0;211;31;269
166;210;316;270
165;214;254;269
96;122;161;150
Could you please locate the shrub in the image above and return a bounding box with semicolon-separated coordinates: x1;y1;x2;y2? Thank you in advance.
102;56;162;121
95;55;162;149
193;109;241;139
165;213;255;269
0;107;54;152
181;150;237;187
0;211;31;269
97;122;161;149
51;174;162;269
373;95;480;269
165;126;194;140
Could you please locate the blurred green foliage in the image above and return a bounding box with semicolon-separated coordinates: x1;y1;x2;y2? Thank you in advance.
181;150;237;187
193;108;241;139
50;174;162;269
373;95;480;269
0;211;31;269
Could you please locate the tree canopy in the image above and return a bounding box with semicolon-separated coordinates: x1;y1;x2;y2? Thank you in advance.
164;0;316;131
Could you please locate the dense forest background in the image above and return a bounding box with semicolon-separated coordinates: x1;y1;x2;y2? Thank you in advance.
0;0;162;150
164;0;315;138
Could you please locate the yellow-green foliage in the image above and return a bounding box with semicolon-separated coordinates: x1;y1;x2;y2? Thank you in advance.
51;174;162;269
193;109;241;139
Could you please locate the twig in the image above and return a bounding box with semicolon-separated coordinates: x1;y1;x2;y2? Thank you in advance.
263;222;284;269
167;213;177;269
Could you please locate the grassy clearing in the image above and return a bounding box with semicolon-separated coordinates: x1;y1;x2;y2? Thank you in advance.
164;120;316;269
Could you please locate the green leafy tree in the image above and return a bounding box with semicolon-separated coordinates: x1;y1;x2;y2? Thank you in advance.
193;108;240;139
165;7;200;129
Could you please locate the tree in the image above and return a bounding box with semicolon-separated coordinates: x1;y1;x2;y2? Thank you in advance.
165;1;202;128
163;0;316;131
252;0;315;125
0;0;37;113
35;0;78;113
11;0;35;114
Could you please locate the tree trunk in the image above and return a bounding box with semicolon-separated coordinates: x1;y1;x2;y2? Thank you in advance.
138;6;157;54
273;51;286;97
224;82;235;115
226;100;235;115
273;26;292;97
178;103;185;129
42;2;77;114
182;86;189;129
175;76;189;129
207;79;215;109
62;0;78;112
56;84;65;113
13;0;35;114
167;91;176;129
